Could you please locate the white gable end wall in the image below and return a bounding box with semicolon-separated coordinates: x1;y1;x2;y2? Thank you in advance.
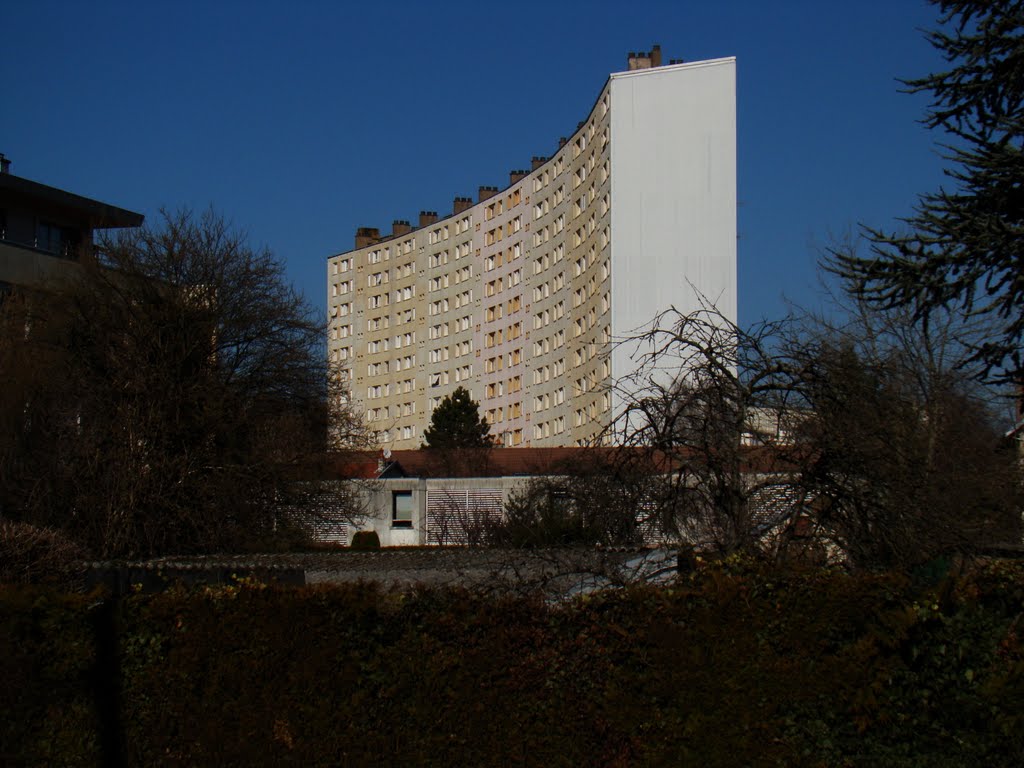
609;58;737;408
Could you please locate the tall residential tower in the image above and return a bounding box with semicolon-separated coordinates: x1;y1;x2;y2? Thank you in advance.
327;50;736;449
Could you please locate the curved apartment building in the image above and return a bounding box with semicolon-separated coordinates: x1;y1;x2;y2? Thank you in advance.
327;50;736;450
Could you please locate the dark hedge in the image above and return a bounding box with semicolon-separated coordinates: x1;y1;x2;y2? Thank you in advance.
0;588;100;766
4;560;1024;766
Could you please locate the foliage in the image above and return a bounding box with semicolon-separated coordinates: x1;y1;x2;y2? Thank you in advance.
421;386;491;449
350;530;381;550
6;562;1024;766
0;520;88;590
0;209;368;558
790;322;1021;569
489;454;651;547
0;587;99;766
831;0;1024;379
492;481;605;548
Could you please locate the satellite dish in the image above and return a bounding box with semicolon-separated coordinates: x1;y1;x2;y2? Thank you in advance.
383;448;392;460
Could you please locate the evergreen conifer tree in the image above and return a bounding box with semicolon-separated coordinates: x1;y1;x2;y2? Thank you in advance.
833;0;1024;379
422;387;492;449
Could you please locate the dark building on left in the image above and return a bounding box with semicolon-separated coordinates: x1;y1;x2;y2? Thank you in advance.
0;153;143;292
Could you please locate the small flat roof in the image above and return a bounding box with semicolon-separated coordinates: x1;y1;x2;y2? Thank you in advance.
0;172;144;229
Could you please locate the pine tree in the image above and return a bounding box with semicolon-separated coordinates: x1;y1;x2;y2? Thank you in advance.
833;0;1024;379
422;387;492;449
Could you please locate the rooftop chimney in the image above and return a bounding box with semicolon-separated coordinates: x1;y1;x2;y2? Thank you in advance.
531;155;547;171
355;227;381;249
392;220;413;237
509;169;528;186
478;185;499;203
558;136;567;148
453;196;473;214
419;210;439;227
0;154;9;174
628;44;663;70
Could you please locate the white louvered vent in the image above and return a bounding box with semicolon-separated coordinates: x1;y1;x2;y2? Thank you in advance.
427;489;503;545
285;497;350;545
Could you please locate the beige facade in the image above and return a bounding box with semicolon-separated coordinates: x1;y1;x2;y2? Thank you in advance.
327;52;736;450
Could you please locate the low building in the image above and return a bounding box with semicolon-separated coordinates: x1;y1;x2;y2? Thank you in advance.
331;446;807;553
346;447;598;547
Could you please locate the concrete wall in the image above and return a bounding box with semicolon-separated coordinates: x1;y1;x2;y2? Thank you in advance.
351;476;532;547
360;478;428;546
0;242;85;288
609;58;737;408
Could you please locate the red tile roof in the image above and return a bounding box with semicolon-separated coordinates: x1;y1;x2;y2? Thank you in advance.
330;445;804;480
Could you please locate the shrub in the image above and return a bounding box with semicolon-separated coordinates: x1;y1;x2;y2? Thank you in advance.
350;530;381;550
5;561;1024;765
0;521;88;590
489;480;603;547
0;587;99;765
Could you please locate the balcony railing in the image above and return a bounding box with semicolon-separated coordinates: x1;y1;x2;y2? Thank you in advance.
0;228;83;260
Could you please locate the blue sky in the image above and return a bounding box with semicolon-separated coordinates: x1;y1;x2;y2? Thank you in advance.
3;0;946;326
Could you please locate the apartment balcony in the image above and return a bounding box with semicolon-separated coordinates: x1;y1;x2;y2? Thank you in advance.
0;230;89;288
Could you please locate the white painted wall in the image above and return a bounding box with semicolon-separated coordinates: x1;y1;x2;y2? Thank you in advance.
359;480;426;546
609;58;737;405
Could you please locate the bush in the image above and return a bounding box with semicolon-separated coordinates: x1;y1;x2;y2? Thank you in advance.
350;530;381;550
489;480;603;547
0;587;99;765
5;561;1024;765
0;521;88;590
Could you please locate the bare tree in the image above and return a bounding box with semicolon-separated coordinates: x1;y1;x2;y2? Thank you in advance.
488;452;655;548
427;489;498;546
600;271;1021;570
0;209;370;558
786;284;1022;569
608;303;802;556
0;520;88;589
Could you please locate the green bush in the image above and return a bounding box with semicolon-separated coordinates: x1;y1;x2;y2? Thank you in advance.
489;480;605;547
350;530;381;550
4;560;1024;766
0;587;100;766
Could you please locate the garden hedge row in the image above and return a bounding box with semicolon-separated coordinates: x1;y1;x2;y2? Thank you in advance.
4;560;1024;766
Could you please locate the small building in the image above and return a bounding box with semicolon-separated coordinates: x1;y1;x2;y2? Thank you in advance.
332;446;808;552
347;448;599;547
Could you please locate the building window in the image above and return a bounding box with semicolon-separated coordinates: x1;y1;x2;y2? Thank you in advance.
392;491;414;529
